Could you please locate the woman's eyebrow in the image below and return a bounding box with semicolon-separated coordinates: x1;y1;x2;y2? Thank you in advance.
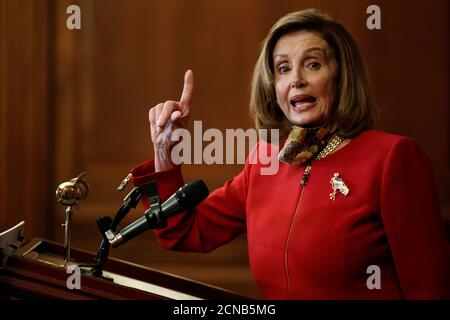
273;54;288;62
303;47;327;57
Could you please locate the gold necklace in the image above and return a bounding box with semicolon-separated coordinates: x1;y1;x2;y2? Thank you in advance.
300;135;345;186
314;135;346;160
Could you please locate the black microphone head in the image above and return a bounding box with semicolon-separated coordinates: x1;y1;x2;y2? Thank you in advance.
176;179;209;209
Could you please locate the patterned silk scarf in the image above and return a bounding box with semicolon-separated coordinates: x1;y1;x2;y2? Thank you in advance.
278;125;335;165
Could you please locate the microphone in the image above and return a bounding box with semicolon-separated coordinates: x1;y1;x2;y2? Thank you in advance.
107;179;209;247
56;172;89;206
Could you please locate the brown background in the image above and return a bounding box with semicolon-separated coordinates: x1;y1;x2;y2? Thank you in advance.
1;0;449;298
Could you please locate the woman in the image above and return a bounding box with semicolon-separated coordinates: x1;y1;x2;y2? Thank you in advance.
130;9;450;299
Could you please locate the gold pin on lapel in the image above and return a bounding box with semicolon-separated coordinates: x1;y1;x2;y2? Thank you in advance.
329;173;350;200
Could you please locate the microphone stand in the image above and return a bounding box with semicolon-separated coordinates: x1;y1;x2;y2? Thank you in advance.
91;186;144;278
79;181;160;279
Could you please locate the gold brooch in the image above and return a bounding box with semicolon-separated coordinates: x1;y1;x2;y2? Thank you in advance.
329;173;349;200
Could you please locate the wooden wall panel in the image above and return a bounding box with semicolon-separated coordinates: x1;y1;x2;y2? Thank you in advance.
0;0;53;238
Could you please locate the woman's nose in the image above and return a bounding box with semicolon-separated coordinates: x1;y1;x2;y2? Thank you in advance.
290;77;307;88
290;71;307;88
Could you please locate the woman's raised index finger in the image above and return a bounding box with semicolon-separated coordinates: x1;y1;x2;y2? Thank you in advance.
179;69;194;110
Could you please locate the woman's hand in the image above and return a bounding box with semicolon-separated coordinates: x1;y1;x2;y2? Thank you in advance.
149;70;194;172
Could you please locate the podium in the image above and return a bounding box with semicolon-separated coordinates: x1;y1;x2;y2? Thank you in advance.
0;238;249;300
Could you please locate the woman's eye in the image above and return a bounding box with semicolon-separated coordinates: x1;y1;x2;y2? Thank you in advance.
308;62;321;70
278;66;290;73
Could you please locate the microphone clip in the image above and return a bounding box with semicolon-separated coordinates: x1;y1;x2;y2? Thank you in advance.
105;180;165;248
144;196;167;230
88;180;160;277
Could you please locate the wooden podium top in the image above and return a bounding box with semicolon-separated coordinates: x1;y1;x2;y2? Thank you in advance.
0;238;250;300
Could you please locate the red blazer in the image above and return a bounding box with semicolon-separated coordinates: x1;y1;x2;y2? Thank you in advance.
131;130;450;299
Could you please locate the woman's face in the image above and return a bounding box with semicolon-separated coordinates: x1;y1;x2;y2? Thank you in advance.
273;30;338;127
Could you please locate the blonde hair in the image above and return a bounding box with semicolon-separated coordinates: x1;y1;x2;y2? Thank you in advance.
249;9;376;140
